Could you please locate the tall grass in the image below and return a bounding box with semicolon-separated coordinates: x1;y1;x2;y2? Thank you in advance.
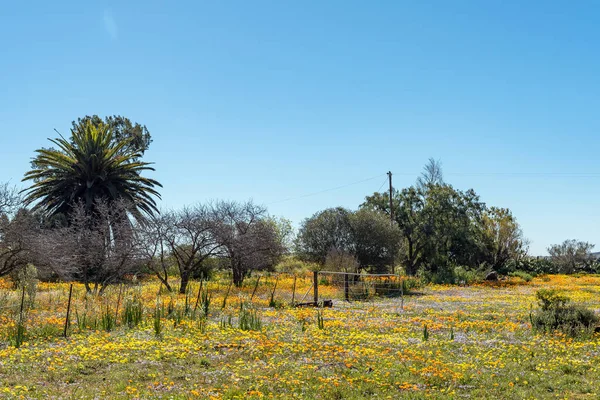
122;296;144;329
238;302;262;331
153;298;163;338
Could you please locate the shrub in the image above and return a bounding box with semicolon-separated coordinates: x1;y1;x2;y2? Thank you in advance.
502;257;557;276
509;270;534;282
191;258;221;280
9;264;38;289
373;277;424;297
531;289;598;337
453;266;483;285
9;264;38;309
276;257;314;274
536;289;569;310
419;265;484;285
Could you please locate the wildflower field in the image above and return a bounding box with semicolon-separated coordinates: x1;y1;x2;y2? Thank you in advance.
0;274;599;399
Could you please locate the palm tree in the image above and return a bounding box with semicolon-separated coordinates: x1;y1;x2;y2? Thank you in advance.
22;121;162;220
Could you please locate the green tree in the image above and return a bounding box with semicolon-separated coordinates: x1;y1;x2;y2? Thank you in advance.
421;184;485;271
295;207;354;265
296;207;400;273
480;207;528;271
362;187;426;275
72;115;152;157
362;184;485;275
22;121;161;220
350;208;401;273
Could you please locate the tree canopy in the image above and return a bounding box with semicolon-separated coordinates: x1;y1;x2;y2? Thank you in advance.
22;120;161;221
296;207;401;273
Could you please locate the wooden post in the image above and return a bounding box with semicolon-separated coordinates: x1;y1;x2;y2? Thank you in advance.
269;275;279;306
115;284;123;323
18;286;25;322
291;276;297;305
313;271;319;305
222;281;232;309
344;273;349;302
251;276;261;301
194;280;204;313
400;278;404;310
63;284;73;337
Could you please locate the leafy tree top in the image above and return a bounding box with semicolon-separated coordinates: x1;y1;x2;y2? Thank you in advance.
22;120;161;221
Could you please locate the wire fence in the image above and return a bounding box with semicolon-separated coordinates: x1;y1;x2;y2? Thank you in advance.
0;271;419;345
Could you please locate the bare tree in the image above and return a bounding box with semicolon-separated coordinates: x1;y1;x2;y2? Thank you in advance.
151;206;222;294
36;200;142;293
416;158;444;189
548;240;596;274
0;182;20;216
0;209;37;277
0;184;36;278
210;200;285;287
137;212;175;291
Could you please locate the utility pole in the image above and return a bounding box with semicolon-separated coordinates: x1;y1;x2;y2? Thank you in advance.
387;171;395;274
387;171;393;226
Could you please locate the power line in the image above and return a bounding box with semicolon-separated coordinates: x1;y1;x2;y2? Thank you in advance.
376;176;388;192
445;172;600;177
268;173;386;205
266;169;600;206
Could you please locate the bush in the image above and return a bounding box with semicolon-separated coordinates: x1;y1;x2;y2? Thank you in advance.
531;289;598;337
536;289;569;310
453;266;484;285
419;265;484;285
9;264;38;289
501;257;557;276
191;257;221;280
373;277;424;297
9;264;38;309
508;270;534;282
420;266;454;284
276;257;316;274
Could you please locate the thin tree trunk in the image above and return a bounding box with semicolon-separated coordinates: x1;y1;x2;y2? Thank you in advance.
179;272;190;295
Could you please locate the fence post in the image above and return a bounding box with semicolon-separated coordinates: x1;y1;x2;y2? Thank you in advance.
63;284;73;337
251;276;261;301
194;280;204;313
115;284;123;323
344;273;349;302
291;276;297;306
222;280;233;309
400;277;404;310
19;286;25;318
269;275;279;307
313;271;319;305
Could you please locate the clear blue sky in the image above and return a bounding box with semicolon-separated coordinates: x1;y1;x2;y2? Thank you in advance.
1;1;599;255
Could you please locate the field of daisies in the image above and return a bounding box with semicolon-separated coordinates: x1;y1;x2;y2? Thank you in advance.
0;274;598;399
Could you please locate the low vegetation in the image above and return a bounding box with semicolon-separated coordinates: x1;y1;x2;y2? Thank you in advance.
0;274;597;398
531;288;598;337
